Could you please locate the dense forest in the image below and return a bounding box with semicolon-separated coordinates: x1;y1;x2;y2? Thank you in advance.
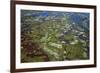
21;10;90;63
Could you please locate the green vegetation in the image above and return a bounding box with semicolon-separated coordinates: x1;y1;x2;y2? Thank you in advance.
21;10;89;63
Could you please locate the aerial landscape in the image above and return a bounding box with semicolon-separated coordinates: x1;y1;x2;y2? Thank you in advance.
21;10;90;63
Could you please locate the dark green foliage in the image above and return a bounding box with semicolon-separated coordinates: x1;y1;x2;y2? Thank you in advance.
21;10;89;63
